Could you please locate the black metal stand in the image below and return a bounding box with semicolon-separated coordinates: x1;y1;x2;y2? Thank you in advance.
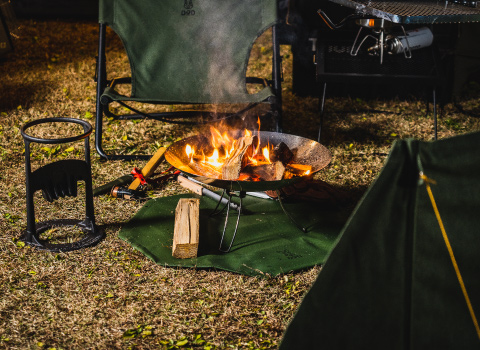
275;189;308;233
210;188;309;253
210;190;245;253
19;118;104;252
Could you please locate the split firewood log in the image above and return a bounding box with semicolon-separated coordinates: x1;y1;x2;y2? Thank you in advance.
222;135;257;180
172;198;200;259
187;159;223;179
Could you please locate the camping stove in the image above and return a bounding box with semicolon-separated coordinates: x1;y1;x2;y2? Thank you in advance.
323;0;480;63
350;19;433;64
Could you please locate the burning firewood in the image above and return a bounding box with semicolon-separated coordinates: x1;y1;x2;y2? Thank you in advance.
270;142;294;165
188;160;222;179
222;135;256;180
182;127;314;182
244;161;285;182
283;163;312;179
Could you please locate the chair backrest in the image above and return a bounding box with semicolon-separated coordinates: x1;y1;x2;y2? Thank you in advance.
99;0;278;104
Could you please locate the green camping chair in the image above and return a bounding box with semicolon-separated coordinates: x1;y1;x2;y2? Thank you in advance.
95;0;283;160
279;131;480;349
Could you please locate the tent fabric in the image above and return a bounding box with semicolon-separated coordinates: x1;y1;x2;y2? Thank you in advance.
118;193;348;277
279;131;480;349
98;0;277;104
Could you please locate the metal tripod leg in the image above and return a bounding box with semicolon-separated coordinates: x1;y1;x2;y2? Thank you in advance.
276;190;307;233
318;82;327;143
210;190;245;253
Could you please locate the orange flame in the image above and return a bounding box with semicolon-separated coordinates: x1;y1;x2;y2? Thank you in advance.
185;144;195;163
262;146;271;163
185;126;254;170
184;121;311;180
206;148;223;168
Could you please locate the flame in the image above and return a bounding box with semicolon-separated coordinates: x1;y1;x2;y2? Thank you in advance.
185;127;242;169
183;121;311;180
206;148;223;168
186;144;194;162
262;146;271;163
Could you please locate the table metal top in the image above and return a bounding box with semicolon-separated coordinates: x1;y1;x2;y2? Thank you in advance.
329;0;480;23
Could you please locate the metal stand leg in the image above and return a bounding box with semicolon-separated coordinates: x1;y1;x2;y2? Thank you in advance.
276;190;307;233
210;190;245;253
318;82;327;143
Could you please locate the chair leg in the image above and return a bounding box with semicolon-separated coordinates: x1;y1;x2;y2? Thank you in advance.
95;23;109;161
94;24;150;161
318;82;327;143
272;25;283;133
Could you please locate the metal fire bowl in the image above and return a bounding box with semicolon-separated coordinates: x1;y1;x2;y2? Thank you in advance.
165;131;332;192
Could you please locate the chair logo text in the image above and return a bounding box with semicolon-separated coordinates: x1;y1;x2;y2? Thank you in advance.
182;0;195;15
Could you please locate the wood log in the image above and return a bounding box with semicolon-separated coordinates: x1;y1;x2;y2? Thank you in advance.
249;161;285;181
221;135;256;180
128;146;167;190
187;159;222;179
270;142;294;165
172;198;200;259
283;163;312;179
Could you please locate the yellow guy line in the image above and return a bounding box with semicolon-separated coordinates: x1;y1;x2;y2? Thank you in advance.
420;172;480;341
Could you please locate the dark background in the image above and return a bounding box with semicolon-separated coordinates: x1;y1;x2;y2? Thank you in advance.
6;0;480;103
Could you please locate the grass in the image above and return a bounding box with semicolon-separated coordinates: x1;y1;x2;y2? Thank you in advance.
1;18;480;349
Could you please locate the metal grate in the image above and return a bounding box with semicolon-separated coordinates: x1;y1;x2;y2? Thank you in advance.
329;0;480;23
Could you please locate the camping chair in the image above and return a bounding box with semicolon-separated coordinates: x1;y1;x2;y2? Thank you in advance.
95;0;283;160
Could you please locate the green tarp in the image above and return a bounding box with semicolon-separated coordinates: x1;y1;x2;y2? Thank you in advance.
280;131;480;349
118;193;348;277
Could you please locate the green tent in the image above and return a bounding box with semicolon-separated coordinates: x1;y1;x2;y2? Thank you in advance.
280;131;480;349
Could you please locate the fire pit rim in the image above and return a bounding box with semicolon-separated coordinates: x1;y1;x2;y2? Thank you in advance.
165;131;332;192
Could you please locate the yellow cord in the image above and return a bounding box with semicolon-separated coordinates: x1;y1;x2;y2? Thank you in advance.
420;172;480;341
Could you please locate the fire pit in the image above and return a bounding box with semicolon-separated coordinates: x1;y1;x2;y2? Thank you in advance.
165;126;332;252
165;128;331;192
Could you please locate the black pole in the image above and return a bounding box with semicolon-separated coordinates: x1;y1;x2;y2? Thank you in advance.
95;23;108;160
272;24;283;133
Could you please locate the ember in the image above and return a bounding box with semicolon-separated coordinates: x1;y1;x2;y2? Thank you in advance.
184;122;312;182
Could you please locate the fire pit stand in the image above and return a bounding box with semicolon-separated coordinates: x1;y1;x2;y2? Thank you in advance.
210;188;307;253
211;190;246;253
